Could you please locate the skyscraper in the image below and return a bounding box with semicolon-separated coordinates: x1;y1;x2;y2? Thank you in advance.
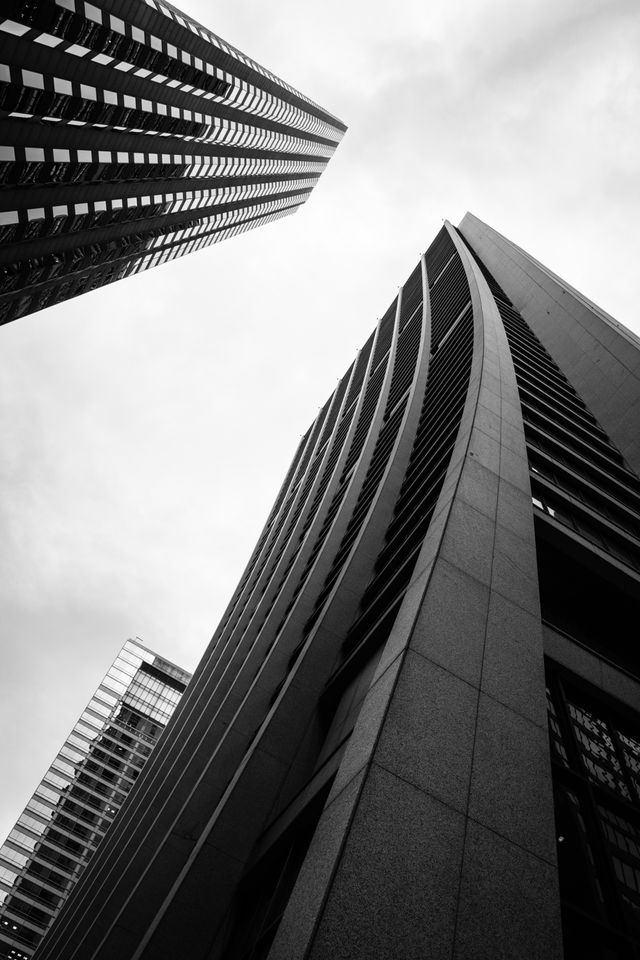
39;216;640;960
0;0;345;325
0;639;191;960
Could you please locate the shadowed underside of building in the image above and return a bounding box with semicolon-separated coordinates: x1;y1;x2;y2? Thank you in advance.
0;0;345;324
37;215;640;960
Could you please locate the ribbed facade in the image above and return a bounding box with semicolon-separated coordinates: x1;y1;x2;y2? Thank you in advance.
0;639;191;960
0;0;345;324
38;218;640;960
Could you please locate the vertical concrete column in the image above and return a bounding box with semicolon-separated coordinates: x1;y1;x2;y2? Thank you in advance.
269;225;563;960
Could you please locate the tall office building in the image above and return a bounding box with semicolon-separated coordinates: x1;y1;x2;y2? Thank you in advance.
0;0;345;325
39;217;640;960
0;639;190;960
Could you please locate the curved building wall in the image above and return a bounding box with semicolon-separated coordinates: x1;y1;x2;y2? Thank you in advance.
266;222;562;960
37;218;640;960
459;213;640;475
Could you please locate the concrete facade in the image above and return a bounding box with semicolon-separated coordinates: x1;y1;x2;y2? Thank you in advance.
459;213;640;475
38;219;640;960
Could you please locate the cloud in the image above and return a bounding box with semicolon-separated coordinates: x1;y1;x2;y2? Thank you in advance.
1;0;639;848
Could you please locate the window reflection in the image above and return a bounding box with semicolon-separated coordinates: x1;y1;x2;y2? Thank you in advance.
547;665;640;956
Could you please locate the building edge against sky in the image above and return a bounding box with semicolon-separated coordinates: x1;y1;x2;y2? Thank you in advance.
0;0;346;325
36;215;640;960
0;639;191;960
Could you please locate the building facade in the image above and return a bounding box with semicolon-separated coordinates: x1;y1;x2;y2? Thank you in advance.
0;639;190;960
0;0;345;325
38;217;640;960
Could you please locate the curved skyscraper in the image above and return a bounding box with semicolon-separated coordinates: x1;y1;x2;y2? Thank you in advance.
37;216;640;959
0;0;345;324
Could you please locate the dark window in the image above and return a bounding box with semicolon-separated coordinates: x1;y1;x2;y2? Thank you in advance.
546;663;640;959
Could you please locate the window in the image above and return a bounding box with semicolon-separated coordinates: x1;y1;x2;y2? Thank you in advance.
547;664;640;957
22;70;44;89
53;77;73;96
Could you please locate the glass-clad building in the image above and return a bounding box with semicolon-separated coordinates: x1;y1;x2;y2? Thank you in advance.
0;0;345;324
0;638;191;960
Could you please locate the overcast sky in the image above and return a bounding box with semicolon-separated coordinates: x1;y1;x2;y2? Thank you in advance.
1;0;639;844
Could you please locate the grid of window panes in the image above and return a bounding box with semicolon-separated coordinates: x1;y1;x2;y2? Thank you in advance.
546;665;640;960
0;639;190;960
123;669;183;725
0;0;346;324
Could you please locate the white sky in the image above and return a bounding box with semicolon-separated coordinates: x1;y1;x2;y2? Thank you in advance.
1;0;639;844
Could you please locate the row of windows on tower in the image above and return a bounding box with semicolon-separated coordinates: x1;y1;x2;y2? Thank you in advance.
3;0;337;139
0;209;291;324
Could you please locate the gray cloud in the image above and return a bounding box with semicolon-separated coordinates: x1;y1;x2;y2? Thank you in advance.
1;0;639;844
